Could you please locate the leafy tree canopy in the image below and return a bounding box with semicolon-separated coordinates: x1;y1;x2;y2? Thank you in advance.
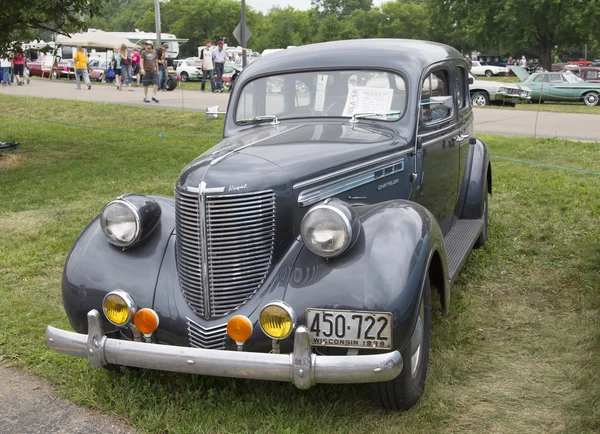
0;0;106;56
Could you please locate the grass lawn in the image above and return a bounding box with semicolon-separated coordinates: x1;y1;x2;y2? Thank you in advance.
1;95;599;433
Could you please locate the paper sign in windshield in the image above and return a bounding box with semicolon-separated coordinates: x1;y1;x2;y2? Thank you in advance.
342;86;393;119
314;74;328;112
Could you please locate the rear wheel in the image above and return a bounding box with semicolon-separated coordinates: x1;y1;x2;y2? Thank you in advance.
180;71;189;82
474;179;489;248
583;91;599;107
471;92;489;107
370;276;431;410
485;70;493;77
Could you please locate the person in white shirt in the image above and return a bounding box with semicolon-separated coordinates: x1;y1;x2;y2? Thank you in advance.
1;57;11;86
213;40;227;93
200;40;215;92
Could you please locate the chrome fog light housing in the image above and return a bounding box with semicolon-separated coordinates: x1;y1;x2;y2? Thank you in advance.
100;194;161;249
259;301;296;340
103;290;136;327
300;199;361;258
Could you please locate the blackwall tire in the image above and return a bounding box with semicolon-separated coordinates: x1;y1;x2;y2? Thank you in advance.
474;179;489;248
485;70;493;77
181;72;189;82
471;92;489;107
166;76;177;91
370;275;431;410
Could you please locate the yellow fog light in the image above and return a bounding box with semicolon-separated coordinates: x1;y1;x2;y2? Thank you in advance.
259;301;296;340
227;315;253;344
102;290;136;327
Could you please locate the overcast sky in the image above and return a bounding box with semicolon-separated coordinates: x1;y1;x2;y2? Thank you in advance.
246;0;385;13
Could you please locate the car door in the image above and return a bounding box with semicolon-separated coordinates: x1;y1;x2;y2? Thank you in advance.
415;66;461;235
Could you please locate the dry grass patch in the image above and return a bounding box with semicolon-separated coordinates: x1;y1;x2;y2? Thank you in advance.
0;152;23;168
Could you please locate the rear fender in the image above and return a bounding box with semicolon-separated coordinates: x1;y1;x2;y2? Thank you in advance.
283;200;449;352
61;196;175;334
459;138;491;219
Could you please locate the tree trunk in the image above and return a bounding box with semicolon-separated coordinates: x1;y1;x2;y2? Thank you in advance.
538;36;553;71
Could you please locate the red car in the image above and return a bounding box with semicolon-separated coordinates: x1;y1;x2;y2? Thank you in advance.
27;58;75;79
569;66;600;83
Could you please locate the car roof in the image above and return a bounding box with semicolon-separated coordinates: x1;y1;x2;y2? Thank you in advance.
243;39;464;81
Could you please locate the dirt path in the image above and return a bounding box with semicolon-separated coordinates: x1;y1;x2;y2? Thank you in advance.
0;364;135;434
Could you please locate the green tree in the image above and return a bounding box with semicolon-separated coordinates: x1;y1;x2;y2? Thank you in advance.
252;7;318;52
311;0;373;17
378;1;429;40
0;0;106;55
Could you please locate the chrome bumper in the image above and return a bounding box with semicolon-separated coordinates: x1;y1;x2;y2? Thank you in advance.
46;310;403;389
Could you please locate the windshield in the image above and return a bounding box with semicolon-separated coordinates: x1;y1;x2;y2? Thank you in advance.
235;70;407;123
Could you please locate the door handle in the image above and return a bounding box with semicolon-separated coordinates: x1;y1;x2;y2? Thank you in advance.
453;134;470;142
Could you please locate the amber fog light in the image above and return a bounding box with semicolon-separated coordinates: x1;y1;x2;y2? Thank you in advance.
227;315;253;345
134;308;159;336
259;301;296;340
103;290;136;326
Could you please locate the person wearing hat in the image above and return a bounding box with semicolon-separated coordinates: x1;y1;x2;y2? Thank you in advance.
140;40;159;103
213;40;227;93
156;42;169;91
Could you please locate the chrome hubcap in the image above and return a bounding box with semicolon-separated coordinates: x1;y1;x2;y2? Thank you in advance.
473;95;486;106
411;299;425;379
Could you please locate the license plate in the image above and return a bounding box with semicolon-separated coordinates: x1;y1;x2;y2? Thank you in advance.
306;309;393;349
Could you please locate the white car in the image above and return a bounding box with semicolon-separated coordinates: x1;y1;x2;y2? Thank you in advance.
471;61;507;77
175;57;202;81
469;73;532;106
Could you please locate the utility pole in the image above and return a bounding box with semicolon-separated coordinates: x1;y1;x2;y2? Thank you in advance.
154;0;162;48
241;0;247;67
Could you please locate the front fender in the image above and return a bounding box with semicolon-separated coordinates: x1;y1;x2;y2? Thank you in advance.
283;200;448;352
61;195;175;334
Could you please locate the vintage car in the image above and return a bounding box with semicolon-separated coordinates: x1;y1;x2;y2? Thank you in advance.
470;60;507;77
469;72;531;106
175;57;203;81
510;65;600;106
46;39;491;410
568;66;600;83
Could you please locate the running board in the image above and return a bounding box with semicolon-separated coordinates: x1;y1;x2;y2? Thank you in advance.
444;218;484;284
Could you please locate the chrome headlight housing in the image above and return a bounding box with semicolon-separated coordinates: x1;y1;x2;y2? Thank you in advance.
300;199;361;258
100;194;161;249
497;86;505;94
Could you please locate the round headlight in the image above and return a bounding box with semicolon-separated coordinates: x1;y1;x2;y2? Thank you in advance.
100;199;140;248
300;199;361;258
103;290;136;326
259;301;296;340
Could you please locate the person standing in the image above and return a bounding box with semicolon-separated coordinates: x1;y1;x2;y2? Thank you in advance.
112;46;122;90
12;46;25;86
0;57;11;86
119;44;133;91
200;40;214;92
213;40;226;93
74;46;91;90
131;46;141;87
140;40;159;103
157;42;168;91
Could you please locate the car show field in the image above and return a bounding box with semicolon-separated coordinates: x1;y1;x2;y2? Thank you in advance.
0;95;599;433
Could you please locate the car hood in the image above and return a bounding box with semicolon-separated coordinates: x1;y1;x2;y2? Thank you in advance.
198;122;409;186
509;65;531;81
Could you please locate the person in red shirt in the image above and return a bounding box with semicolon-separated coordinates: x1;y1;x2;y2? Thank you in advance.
12;45;25;86
131;46;141;87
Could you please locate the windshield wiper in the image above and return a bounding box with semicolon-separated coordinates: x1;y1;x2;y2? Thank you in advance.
349;111;401;124
237;115;280;126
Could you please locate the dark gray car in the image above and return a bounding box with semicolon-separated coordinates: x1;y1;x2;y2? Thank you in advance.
46;39;491;411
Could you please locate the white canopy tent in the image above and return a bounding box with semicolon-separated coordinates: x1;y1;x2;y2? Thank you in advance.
56;30;137;50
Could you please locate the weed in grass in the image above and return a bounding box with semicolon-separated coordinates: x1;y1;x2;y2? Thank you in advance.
1;97;600;433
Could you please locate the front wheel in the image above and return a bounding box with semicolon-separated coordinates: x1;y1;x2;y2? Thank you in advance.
583;92;599;107
180;71;189;82
471;92;489;107
370;276;431;410
485;70;493;77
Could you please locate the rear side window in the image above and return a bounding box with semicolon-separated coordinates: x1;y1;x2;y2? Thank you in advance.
421;70;452;122
455;66;467;109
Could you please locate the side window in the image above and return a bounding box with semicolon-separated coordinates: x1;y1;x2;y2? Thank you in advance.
588;71;599;79
421;70;452;123
455;66;467;109
533;75;548;83
550;74;564;83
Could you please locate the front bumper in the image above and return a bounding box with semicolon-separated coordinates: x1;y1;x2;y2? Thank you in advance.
46;310;403;389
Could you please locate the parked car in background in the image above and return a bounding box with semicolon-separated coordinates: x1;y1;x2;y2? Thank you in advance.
470;60;507;77
469;73;531;106
175;57;202;81
87;59;110;82
27;58;74;80
510;65;600;106
568;67;600;83
46;39;492;412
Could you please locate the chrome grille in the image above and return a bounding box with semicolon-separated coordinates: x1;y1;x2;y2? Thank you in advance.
506;88;520;95
187;318;227;349
206;190;276;317
175;187;276;319
175;188;205;316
